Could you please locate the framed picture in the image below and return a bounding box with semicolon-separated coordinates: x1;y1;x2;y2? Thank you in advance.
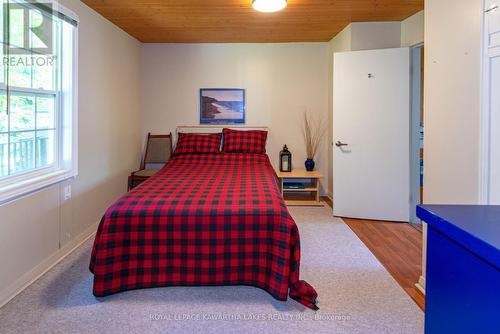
200;88;246;125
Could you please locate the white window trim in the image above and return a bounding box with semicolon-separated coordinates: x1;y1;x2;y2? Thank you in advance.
0;169;73;204
0;1;78;206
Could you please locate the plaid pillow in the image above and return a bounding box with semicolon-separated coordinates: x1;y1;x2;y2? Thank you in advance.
222;128;267;154
174;133;222;154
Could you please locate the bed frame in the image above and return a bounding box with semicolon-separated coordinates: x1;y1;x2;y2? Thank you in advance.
176;125;269;134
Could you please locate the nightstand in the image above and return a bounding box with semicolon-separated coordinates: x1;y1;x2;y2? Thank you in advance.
275;168;324;206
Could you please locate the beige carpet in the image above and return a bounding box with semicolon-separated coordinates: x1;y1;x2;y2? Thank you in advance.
0;205;424;334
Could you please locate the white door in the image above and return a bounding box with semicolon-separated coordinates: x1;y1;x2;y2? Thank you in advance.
333;48;410;222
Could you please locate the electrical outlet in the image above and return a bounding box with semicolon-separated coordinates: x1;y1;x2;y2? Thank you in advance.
65;232;71;239
64;185;72;201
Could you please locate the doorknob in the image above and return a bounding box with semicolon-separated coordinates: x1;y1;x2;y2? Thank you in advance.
335;141;348;147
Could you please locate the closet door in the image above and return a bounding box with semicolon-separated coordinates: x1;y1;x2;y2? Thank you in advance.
484;1;500;204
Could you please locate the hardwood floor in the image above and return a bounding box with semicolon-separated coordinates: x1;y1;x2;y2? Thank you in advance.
321;197;425;310
342;218;425;310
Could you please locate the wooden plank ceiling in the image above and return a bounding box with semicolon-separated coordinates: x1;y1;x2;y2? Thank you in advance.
81;0;424;43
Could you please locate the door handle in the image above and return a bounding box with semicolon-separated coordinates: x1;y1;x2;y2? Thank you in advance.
335;141;348;147
486;4;498;13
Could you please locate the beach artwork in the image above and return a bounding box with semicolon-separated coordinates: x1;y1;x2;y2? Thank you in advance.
200;89;246;124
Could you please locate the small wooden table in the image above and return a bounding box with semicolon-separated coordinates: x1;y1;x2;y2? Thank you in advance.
275;168;323;206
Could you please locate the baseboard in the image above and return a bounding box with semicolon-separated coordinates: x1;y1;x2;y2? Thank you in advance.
0;221;99;309
415;275;426;295
321;195;333;208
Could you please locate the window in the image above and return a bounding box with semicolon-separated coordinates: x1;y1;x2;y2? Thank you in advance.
0;1;78;204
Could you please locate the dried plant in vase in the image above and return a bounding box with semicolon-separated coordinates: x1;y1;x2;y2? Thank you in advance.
302;111;327;171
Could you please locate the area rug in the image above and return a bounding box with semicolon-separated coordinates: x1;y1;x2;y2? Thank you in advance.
0;205;424;333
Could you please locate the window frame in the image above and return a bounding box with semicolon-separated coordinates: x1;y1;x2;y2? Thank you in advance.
0;89;60;178
0;1;78;205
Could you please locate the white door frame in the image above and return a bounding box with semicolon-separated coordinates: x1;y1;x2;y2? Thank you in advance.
480;0;500;204
410;45;423;223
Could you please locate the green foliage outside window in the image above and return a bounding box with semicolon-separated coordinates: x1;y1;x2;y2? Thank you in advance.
0;4;58;177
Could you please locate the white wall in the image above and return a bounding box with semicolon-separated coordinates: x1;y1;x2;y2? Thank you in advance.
0;0;142;306
141;43;329;193
424;0;483;204
417;0;483;293
401;11;425;47
350;22;402;51
327;26;352;196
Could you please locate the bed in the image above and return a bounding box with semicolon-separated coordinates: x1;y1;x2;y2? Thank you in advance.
89;128;318;310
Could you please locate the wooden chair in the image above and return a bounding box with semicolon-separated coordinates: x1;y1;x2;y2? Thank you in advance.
128;132;173;190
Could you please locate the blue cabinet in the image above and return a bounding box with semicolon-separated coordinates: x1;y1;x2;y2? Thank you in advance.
417;205;500;334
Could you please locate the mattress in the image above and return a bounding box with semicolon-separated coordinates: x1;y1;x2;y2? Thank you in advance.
89;153;318;310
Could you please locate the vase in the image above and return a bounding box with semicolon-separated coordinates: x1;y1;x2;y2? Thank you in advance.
305;159;315;171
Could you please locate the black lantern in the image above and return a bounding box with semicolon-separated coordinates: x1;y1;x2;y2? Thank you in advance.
279;145;292;172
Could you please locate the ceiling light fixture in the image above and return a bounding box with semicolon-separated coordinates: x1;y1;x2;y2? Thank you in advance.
252;0;287;13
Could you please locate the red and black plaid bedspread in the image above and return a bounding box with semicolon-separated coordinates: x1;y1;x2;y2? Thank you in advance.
89;153;318;310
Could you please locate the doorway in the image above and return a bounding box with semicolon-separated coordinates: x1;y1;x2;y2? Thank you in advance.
333;47;411;222
332;46;424;223
410;45;424;226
